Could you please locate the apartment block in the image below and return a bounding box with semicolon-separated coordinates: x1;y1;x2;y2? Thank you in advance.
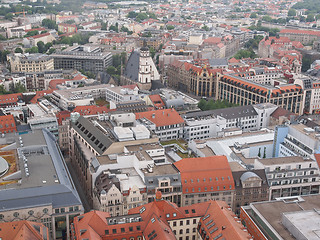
254;156;320;200
174;156;235;207
72;199;252;240
216;74;304;114
51;45;112;74
8;53;54;73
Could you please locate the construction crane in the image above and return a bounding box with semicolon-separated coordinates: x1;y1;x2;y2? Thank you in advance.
13;9;26;18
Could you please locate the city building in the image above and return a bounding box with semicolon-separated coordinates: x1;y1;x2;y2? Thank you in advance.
0;114;17;134
69;113;160;208
0;129;83;239
174;156;235;207
51;45;112;74
254;156;320;200
58;23;77;33
0;220;49;240
26;104;59;138
135;108;185;141
121;47;161;91
216;73;304;114
241;194;320;240
274;123;320;160
71;198;252;240
279;29;320;45
167;60;222;97
231;170;269;215
51;84;110;111
8;53;54;73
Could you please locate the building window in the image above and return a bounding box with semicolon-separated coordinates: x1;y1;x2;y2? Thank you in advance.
180;221;183;226
0;214;4;220
13;212;19;218
173;221;176;227
28;210;34;216
43;208;48;214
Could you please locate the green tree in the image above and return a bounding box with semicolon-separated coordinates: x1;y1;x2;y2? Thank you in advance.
25;46;39;53
263;147;266;158
48;48;56;55
306;14;315;22
149;47;156;58
167;25;174;30
202;25;209;31
258;148;261;157
37;41;45;53
112;54;121;68
5;13;13;20
42;19;57;29
250;12;258;18
106;66;118;75
302;56;312;72
127;11;138;18
288;8;296;16
12;82;26;93
109;24;118;32
25;30;39;37
14;47;23;53
233;49;256;59
262;15;272;22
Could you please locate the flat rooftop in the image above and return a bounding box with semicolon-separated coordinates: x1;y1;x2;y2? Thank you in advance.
143;164;178;177
248;195;320;240
256;156;313;165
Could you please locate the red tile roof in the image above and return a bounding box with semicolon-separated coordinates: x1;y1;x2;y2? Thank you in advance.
149;94;165;109
280;29;320;37
0;93;22;106
199;201;252;239
25;27;45;32
56;110;71;125
135;108;184;127
27;32;51;40
174;156;235;194
0;220;49;240
72;105;111;116
29;89;53;104
48;79;67;90
0;114;17;133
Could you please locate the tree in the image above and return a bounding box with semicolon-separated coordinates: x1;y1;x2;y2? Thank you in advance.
250;12;258;18
48;48;56;55
12;82;26;93
202;25;210;31
262;15;272;22
15;48;23;53
25;46;39;53
302;56;312;72
149;47;156;58
263;147;266;158
42;19;57;29
112;54;121;68
106;66;118;75
288;8;296;16
37;41;45;53
233;49;256;59
5;13;13;20
306;14;315;22
25;30;39;37
109;24;118;32
258;148;261;157
127;11;138;19
167;25;174;30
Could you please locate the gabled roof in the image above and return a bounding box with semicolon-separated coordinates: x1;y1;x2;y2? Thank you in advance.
199;201;252;240
174;156;235;194
123;51;140;82
135;108;184;127
0;220;48;240
72;116;113;155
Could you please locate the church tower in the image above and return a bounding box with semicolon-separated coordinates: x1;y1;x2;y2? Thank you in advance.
138;45;152;85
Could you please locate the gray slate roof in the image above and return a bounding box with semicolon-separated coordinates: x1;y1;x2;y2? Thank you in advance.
72;116;113;155
123;51;140;82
